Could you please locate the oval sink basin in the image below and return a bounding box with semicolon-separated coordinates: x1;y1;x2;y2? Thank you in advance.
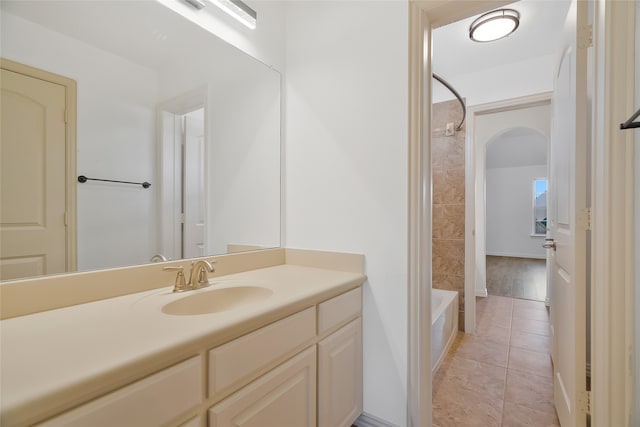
162;286;274;316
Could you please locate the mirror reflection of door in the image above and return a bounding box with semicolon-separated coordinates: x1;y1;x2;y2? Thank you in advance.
158;90;208;262
181;108;205;259
0;59;76;281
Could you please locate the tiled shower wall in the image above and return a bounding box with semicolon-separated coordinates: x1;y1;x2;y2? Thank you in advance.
432;99;466;329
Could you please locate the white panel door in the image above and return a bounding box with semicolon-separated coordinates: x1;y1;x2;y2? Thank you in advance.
548;0;589;426
182;109;206;259
0;68;67;280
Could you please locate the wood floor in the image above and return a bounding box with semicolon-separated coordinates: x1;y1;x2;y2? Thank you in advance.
486;256;547;301
432;295;559;427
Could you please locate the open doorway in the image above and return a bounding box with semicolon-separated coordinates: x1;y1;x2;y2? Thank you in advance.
485;126;548;302
157;88;208;262
429;0;567;425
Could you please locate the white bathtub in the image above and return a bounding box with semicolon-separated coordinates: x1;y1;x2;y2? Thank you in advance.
431;288;459;374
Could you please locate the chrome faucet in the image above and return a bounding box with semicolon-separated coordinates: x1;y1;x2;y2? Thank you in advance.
188;260;216;289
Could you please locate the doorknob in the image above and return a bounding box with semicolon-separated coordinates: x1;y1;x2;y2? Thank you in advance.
542;238;556;250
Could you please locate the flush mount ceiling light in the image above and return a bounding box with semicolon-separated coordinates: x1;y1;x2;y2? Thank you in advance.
469;8;520;42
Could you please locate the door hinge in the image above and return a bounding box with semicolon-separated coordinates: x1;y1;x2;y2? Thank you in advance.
64;211;68;226
180;213;185;224
580;207;592;231
578;24;593;49
578;390;591;415
64;109;68;124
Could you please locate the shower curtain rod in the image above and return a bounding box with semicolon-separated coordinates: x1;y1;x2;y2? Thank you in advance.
433;73;466;131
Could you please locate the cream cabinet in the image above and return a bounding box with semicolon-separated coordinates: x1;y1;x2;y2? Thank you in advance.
209;288;362;427
208;307;316;402
208;347;317;427
318;318;363;427
38;356;201;427
35;287;362;427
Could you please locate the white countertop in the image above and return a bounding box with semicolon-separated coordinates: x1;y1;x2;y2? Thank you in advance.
0;264;365;426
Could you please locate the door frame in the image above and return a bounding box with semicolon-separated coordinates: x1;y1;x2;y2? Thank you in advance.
407;2;513;425
464;92;552;334
156;86;208;261
0;58;77;273
407;0;634;425
589;0;636;425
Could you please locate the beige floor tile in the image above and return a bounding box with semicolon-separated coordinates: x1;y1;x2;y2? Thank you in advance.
511;316;550;336
501;401;560;427
449;334;509;368
510;330;550;353
434;355;506;402
508;347;553;378
477;310;513;329
504;369;554;411
513;298;547;312
434;295;557;427
474;322;512;345
513;306;550;322
449;333;509;368
433;385;503;427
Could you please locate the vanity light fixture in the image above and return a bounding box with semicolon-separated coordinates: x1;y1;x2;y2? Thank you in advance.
184;0;206;10
210;0;257;29
469;8;520;42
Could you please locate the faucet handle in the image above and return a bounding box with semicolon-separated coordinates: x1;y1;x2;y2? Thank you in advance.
190;260;216;289
163;266;189;293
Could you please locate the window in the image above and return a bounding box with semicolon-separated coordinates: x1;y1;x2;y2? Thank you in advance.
533;179;548;235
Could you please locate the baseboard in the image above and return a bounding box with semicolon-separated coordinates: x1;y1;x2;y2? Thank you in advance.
476;287;488;297
353;412;398;427
486;251;546;260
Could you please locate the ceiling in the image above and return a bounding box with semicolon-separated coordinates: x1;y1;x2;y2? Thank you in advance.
1;1;236;71
432;0;571;79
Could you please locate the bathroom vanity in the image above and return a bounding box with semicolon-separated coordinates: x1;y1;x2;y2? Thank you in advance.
0;249;365;427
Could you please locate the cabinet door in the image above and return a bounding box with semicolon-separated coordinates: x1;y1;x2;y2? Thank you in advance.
208;347;316;427
317;318;362;427
38;357;201;427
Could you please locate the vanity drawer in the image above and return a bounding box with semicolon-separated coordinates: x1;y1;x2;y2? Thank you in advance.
317;287;362;334
38;356;201;427
208;307;316;401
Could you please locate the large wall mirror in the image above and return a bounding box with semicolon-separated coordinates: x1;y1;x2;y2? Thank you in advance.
0;0;281;281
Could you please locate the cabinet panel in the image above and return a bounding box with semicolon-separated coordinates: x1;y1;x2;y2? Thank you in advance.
317;318;362;427
38;356;201;427
179;416;202;427
317;287;361;334
208;347;316;427
209;307;315;401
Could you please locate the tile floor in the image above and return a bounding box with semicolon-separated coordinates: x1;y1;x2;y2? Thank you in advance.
432;295;559;427
486;256;547;301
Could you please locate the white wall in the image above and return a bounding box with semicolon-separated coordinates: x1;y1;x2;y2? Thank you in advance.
433;54;555;106
284;2;408;425
156;35;281;256
1;12;158;271
486;165;547;258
